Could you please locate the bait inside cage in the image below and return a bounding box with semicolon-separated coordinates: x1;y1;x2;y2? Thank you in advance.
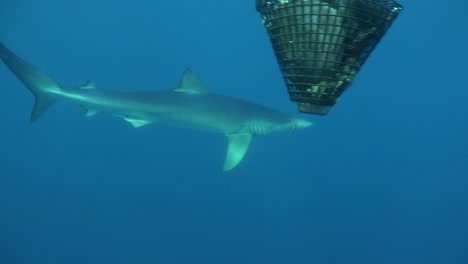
256;0;403;115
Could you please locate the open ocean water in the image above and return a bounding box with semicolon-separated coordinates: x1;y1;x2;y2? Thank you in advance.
0;1;467;263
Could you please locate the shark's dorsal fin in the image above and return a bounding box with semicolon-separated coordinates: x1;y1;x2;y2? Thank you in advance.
79;80;98;90
123;116;152;128
173;68;207;94
223;133;252;171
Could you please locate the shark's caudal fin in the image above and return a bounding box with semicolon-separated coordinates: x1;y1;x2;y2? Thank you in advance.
0;42;61;122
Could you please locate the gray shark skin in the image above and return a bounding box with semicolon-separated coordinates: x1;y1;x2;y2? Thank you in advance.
0;41;312;171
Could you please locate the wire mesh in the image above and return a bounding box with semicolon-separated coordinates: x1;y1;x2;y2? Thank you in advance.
256;0;403;115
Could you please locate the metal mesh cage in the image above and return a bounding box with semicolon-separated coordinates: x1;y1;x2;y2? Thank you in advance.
256;0;403;115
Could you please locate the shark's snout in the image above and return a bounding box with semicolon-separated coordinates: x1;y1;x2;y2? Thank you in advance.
295;119;313;129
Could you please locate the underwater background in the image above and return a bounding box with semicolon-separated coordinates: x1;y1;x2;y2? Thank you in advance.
0;0;467;263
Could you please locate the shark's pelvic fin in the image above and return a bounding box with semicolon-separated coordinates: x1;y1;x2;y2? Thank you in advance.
124;116;152;128
79;105;99;117
173;68;207;94
0;41;61;122
223;133;253;171
79;80;98;90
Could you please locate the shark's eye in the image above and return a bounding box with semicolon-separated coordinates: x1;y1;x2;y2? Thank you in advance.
292;125;297;130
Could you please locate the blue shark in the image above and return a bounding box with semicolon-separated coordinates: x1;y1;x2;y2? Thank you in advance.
0;41;312;171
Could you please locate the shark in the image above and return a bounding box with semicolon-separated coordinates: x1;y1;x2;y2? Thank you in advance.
0;41;312;171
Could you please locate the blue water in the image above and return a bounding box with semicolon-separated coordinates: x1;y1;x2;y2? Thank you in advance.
1;1;467;263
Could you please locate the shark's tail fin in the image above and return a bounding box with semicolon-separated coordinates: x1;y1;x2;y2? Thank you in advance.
0;42;62;122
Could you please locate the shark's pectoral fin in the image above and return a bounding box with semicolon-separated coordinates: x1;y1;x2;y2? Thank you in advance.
223;133;252;171
123;116;152;128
